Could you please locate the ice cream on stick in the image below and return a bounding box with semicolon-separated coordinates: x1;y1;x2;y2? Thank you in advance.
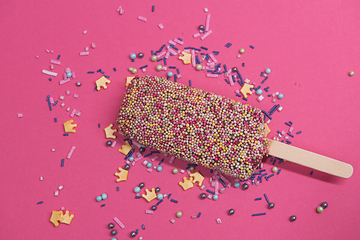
117;75;353;179
117;75;269;179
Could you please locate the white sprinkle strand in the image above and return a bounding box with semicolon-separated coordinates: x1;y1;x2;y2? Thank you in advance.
42;70;58;77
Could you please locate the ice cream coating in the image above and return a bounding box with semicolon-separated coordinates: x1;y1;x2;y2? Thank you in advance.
117;75;269;179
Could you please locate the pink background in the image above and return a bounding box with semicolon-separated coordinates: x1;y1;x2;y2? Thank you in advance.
1;0;359;239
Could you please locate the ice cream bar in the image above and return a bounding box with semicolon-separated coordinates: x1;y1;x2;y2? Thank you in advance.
117;75;353;179
117;75;269;179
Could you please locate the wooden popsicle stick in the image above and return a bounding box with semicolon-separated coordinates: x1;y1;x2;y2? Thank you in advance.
268;140;353;178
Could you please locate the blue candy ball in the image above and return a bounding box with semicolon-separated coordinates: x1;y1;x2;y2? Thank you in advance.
278;93;284;99
213;195;219;200
157;166;163;172
146;162;152;168
157;193;164;200
134;187;141;193
167;71;173;77
130;53;137;59
101;193;108;200
129;156;134;162
256;89;263;95
96;196;102;202
234;182;240;188
66;72;72;78
265;68;271;74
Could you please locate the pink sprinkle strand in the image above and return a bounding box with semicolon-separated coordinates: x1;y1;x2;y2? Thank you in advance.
79;52;89;56
145;210;154;214
229;78;234;86
50;60;61;65
138;16;147;22
220;174;230;183
193;33;201;38
191;49;196;67
225;69;232;77
209;53;218;63
111;141;117;148
168;48;178;56
70;109;76;117
200;30;212;40
66;146;76;159
134;156;143;162
158;23;164;29
205;14;211;32
215;180;219;195
113;217;125;228
157;51;166;58
206;74;219;78
173;39;184;45
165;50;171;59
151;156;159;161
132;141;141;148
